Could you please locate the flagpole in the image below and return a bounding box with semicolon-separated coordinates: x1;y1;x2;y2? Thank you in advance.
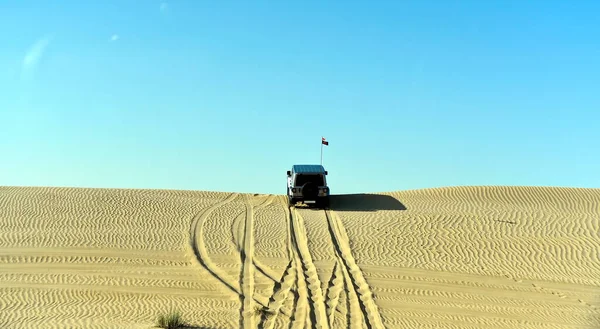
320;137;323;165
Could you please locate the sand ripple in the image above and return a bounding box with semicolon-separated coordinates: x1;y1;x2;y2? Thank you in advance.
0;185;598;328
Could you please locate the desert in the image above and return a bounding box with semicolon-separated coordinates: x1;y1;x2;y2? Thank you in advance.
0;185;598;328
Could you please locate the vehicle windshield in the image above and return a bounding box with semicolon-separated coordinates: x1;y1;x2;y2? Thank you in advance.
295;174;324;187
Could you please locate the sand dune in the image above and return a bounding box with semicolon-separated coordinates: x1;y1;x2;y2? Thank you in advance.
0;185;599;328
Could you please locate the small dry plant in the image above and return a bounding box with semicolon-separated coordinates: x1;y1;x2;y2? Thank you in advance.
156;310;186;329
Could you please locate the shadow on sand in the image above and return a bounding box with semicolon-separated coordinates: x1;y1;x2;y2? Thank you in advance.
328;193;407;212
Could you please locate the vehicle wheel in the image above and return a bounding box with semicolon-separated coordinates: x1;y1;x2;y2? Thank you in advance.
301;182;318;200
288;196;295;207
320;198;330;209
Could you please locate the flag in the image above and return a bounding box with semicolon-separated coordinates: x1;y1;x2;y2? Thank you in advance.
322;137;329;146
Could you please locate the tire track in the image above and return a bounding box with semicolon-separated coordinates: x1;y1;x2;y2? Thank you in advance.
224;194;299;328
241;195;256;329
260;259;296;329
233;213;281;283
325;261;344;327
190;193;272;310
235;195;290;284
290;208;330;329
325;209;386;329
341;264;364;329
260;197;300;329
291;252;309;329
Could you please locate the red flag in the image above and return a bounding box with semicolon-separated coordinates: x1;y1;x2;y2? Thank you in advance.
322;137;329;146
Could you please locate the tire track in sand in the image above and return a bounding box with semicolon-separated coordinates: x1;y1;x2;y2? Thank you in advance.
324;261;345;327
230;194;298;328
260;259;296;329
341;263;364;329
190;193;272;309
325;209;386;329
233;195;288;285
291;253;310;329
290;208;330;329
228;194;296;326
240;195;256;329
260;197;299;329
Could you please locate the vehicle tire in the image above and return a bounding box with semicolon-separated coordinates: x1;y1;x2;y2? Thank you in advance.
301;182;318;200
288;196;295;207
319;197;330;209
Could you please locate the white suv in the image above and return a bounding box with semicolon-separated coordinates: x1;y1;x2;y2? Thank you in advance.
287;164;330;208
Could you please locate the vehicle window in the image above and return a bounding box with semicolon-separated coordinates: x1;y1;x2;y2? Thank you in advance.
295;174;324;186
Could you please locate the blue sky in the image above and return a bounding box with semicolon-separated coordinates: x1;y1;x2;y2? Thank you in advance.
1;1;599;194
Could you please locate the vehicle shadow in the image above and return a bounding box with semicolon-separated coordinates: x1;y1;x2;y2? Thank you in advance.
329;193;407;212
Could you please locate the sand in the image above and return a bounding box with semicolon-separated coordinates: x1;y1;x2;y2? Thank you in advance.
0;185;599;329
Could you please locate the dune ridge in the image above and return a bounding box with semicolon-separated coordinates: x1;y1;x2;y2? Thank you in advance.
0;185;599;328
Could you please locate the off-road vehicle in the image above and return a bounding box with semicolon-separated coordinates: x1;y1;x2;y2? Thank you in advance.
287;164;330;208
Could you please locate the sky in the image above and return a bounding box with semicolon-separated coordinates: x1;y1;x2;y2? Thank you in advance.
1;1;599;195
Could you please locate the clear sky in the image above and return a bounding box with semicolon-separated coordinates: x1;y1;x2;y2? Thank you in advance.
1;1;599;195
